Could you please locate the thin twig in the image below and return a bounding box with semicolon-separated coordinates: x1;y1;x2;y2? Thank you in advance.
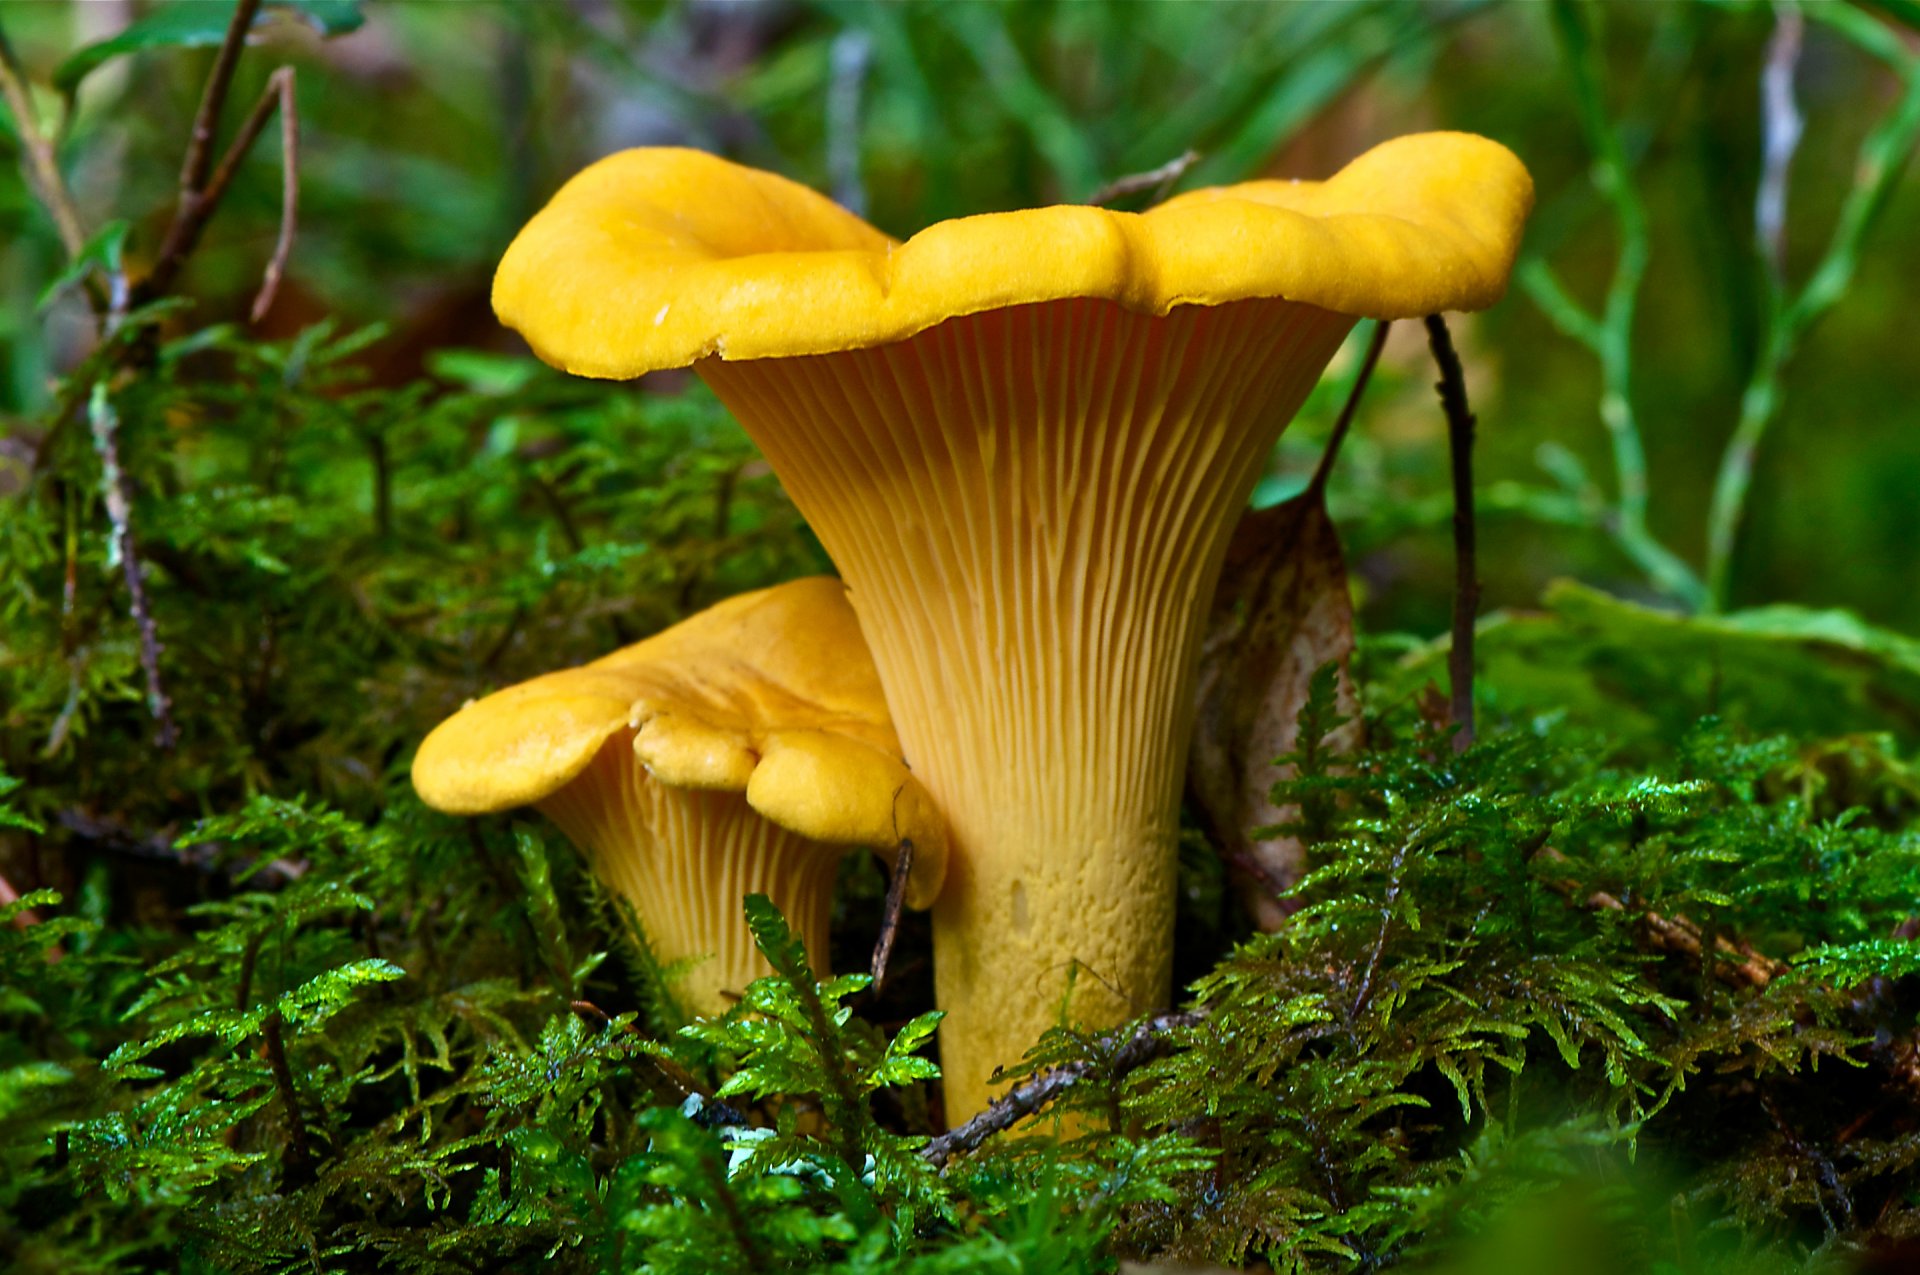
1756;5;1805;280
178;0;261;197
139;0;279;306
55;808;306;886
236;930;266;1013
1087;149;1200;207
141;59;293;305
0;24;89;258
1306;319;1391;500
1424;315;1478;753
922;1010;1202;1168
869;839;912;992
1349;839;1411;1024
261;1010;315;1184
88;384;177;749
250;66;298;323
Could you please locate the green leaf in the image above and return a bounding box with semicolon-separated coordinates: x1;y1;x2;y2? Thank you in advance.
36;220;129;312
53;1;365;94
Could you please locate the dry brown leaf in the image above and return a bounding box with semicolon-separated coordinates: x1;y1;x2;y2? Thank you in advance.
1189;489;1361;931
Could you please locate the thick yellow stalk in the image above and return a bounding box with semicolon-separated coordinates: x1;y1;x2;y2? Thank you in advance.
702;296;1354;1116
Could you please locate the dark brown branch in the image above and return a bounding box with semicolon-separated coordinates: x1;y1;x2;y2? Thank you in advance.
1307;319;1391;499
869;838;913;992
178;0;261;198
140;5;296;307
54;808;304;887
1424;314;1479;753
249;66;298;323
88;386;177;749
236;930;266;1012
261;1010;315;1184
1088;149;1200;207
922;1009;1202;1168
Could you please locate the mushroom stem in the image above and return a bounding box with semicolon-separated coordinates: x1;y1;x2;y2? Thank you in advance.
539;735;842;1016
701;296;1354;1117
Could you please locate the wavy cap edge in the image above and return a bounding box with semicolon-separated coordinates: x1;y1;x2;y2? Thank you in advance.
495;131;1534;379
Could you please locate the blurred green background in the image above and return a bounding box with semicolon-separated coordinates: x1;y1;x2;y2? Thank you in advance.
3;0;1917;639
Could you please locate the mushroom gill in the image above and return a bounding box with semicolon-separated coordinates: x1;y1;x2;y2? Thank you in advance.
494;132;1534;1117
410;577;946;1017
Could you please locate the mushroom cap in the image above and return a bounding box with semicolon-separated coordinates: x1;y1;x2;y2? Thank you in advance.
411;576;946;905
494;131;1533;379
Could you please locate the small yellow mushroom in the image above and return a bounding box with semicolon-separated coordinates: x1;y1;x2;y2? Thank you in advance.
411;577;945;1016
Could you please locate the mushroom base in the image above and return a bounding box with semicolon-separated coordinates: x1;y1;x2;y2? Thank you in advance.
538;734;843;1017
701;295;1355;1119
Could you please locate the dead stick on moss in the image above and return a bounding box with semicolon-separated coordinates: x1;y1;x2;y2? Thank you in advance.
1425;314;1479;753
88;384;176;749
922;1009;1202;1168
1088;149;1200;207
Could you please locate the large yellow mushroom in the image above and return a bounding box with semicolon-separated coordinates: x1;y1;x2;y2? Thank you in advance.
412;577;945;1016
493;133;1533;1117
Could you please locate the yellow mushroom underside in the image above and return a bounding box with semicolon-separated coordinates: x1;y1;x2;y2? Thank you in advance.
410;578;947;1019
700;295;1356;1116
539;730;841;1016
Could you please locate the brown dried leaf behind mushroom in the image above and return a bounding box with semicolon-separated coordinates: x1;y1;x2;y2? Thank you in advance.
1189;490;1363;931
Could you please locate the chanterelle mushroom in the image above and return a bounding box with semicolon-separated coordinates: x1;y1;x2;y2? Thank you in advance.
411;577;946;1016
493;132;1533;1117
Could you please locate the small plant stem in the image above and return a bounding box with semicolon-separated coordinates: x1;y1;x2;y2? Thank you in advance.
0;24;88;259
922;1010;1201;1167
236;930;266;1012
1424;315;1477;753
1755;6;1805;281
1521;0;1703;609
1703;327;1788;611
178;0;261;196
868;838;912;991
1306;319;1390;500
1705;13;1920;611
261;1010;315;1184
698;1146;768;1270
89;384;177;749
792;968;873;1175
142;40;296;306
250;66;298;322
367;429;391;538
1349;838;1411;1023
